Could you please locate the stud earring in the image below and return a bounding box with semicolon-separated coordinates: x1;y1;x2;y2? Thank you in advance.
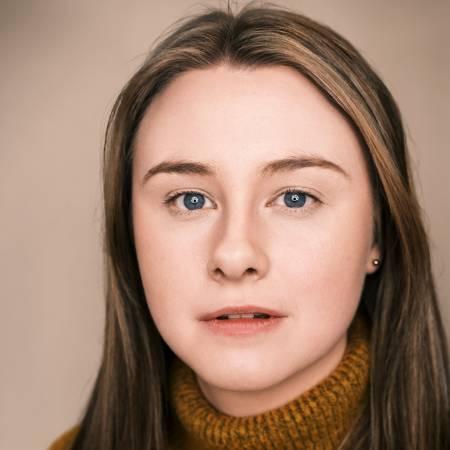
372;259;380;266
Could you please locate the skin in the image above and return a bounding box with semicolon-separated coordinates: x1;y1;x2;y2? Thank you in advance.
131;63;381;417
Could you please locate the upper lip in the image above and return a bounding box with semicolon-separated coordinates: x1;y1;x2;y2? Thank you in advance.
199;304;287;321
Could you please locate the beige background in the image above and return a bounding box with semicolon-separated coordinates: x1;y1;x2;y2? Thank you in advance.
1;1;449;449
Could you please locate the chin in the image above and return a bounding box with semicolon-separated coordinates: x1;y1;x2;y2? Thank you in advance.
195;360;291;392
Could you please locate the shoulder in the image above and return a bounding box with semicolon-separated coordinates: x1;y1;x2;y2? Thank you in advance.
47;425;80;450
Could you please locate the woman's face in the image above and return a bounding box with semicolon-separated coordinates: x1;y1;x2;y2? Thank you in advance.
131;64;380;416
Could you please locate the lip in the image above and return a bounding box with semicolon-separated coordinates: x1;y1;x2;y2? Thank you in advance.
201;316;286;336
199;304;287;321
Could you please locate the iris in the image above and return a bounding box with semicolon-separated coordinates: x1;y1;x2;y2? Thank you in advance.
284;191;306;208
183;193;205;210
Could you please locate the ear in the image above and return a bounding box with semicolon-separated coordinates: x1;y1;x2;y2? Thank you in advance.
366;243;382;274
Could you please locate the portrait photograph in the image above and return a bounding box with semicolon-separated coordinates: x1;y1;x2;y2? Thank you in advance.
1;1;449;449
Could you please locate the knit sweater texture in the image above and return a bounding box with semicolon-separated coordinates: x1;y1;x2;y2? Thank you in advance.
47;313;370;450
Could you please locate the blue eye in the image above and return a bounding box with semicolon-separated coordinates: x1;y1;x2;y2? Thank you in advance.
164;190;211;213
281;189;308;208
163;188;319;215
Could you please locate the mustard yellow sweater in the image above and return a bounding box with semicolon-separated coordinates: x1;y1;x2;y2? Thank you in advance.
48;313;370;450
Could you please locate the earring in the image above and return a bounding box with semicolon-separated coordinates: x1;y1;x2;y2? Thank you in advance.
372;259;380;266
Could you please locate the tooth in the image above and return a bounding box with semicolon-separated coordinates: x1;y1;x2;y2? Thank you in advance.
215;312;272;320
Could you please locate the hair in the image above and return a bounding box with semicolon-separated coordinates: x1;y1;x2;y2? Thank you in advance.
70;1;449;449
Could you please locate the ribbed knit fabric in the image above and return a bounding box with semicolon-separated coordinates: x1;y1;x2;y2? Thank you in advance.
167;312;371;450
47;426;80;450
47;313;370;450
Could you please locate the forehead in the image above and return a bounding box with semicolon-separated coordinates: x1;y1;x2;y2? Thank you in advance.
133;64;365;181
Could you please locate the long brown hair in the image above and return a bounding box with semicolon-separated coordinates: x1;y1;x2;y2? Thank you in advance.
70;1;449;449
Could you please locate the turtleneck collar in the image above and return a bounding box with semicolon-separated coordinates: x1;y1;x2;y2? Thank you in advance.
168;312;371;450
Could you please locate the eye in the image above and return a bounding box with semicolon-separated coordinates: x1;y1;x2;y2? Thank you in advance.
270;188;320;213
163;190;214;215
163;188;320;216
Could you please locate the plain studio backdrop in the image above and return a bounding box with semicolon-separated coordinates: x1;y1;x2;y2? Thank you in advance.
0;1;449;449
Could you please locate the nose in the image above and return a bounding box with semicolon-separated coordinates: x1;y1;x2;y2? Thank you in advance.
207;209;269;284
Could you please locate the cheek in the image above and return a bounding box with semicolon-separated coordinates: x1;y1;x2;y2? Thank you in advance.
132;204;204;331
274;197;373;319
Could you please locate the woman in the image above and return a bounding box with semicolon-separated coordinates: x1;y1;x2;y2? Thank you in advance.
48;1;450;449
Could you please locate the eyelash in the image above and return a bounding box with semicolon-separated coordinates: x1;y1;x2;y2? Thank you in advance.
162;187;321;216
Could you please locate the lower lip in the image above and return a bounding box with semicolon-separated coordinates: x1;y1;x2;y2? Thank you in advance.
201;317;285;336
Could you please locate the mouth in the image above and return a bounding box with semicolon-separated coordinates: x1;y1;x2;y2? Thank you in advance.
200;307;287;337
199;304;287;321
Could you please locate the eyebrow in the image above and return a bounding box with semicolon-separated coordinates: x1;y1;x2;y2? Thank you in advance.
141;154;350;184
